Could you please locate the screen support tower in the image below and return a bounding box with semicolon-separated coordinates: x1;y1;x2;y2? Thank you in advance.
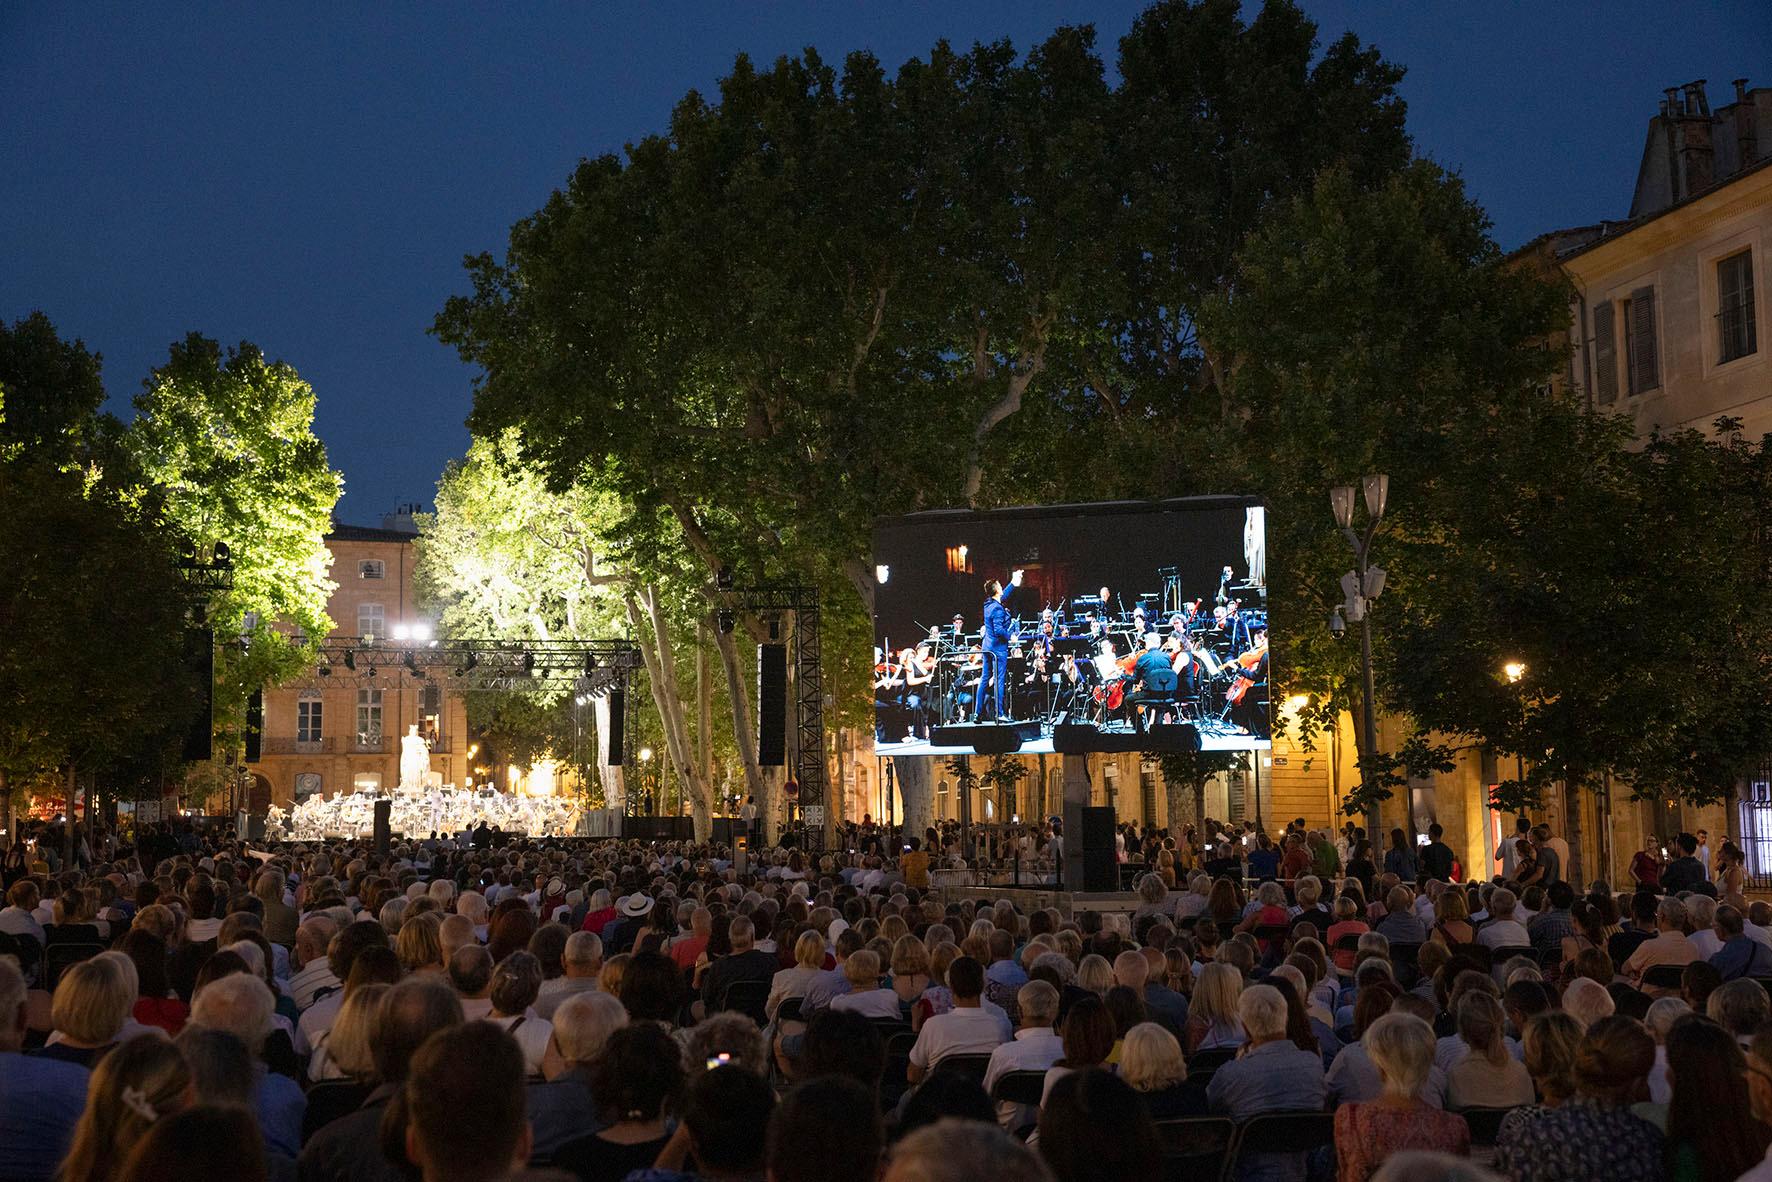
722;582;826;853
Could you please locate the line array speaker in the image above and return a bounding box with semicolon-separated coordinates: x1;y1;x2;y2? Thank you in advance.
758;643;787;766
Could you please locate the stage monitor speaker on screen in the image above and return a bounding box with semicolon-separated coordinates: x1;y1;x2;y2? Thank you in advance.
871;496;1270;757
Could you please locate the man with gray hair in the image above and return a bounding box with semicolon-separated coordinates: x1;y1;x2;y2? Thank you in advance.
299;977;463;1182
701;914;777;1017
528;991;627;1158
883;1118;1052;1182
1709;979;1772;1050
1623;895;1700;992
1208;984;1327;1119
984;980;1063;1131
190;972;305;1159
536;930;602;1019
288;916;340;1010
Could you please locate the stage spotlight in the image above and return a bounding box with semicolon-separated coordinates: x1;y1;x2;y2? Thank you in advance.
318;665;331;678
718;610;736;634
584;651;598;674
522;652;536;675
716;567;734;592
365;665;377;678
211;541;231;567
344;650;356;671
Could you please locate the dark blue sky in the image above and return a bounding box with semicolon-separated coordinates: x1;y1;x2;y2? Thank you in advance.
4;3;1765;522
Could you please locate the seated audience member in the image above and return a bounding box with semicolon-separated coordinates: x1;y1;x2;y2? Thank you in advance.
1119;1020;1206;1118
1741;1024;1772;1182
685;1011;771;1078
1663;1015;1771;1182
1335;1014;1471;1182
1707;905;1772;981
529;990;627;1158
122;929;189;1035
766;1077;885;1182
1329;983;1448;1108
306;979;387;1087
403;1022;532;1182
536;931;603;1019
298;977;463;1182
288;918;341;1010
1041;994;1117;1105
1376;888;1428;944
906;956;1011;1083
1207;984;1329;1180
485;950;552;1075
1183;961;1247;1053
60;1033;194;1182
796;1008;887;1095
1038;1069;1163;1182
447;944;496;1020
123;1103;270;1182
0;958;94;1182
1560;977;1616;1032
767;928;830;1020
1493;1015;1664;1182
700;915;778;1016
640;1065;777;1182
1475;889;1529;951
984;980;1065;1129
38;953;134;1068
1620;898;1699;992
1706;977;1771;1050
1444;993;1533;1110
553;1022;684;1182
188;969;305;1158
830;949;902;1019
296;921;391;1058
888;1117;1053;1182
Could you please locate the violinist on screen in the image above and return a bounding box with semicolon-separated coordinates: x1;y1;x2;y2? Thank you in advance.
975;569;1024;722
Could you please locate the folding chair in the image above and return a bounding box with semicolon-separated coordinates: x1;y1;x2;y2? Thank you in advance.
720;979;771;1026
1456;1106;1519;1148
1225;1111;1335;1182
1154;1115;1236;1182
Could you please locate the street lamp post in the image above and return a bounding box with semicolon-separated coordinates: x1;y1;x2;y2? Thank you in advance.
1503;661;1527;791
1331;475;1392;847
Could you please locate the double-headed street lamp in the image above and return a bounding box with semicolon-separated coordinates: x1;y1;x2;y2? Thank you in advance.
1331;475;1391;845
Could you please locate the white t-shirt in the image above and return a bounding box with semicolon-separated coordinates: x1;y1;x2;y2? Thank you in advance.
831;988;905;1020
488;1010;553;1076
908;1004;1012;1070
1476;919;1530;949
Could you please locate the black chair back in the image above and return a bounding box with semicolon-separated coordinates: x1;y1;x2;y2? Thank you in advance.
301;1079;371;1142
932;1052;993;1083
991;1069;1047;1108
1227;1110;1335;1179
1186;1047;1237;1081
1642;963;1686;990
775;996;804;1024
43;941;105;991
1154;1115;1236;1182
720;979;771;1026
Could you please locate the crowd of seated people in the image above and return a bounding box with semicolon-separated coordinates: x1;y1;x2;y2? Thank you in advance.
1;818;1771;1182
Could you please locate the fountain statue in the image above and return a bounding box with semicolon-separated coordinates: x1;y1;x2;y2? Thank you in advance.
399;724;430;793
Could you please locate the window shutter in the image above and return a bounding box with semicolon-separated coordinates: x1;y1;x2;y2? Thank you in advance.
1593;300;1617;405
1630;285;1660;393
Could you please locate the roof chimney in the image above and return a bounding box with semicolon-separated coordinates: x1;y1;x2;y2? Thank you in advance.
1735;78;1750;102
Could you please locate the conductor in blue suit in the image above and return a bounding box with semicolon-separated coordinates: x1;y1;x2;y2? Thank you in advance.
976;568;1023;722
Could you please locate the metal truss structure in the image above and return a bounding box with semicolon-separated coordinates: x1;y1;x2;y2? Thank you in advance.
304;639;643;696
725;584;826;848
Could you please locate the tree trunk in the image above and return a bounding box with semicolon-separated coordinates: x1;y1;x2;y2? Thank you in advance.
1162;768;1188;840
1564;772;1585;887
64;763;76;869
696;621;714;800
896;757;934;842
624;588;713;839
710;618;771;842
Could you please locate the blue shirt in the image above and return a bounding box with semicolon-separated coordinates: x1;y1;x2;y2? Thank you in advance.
256;1067;307;1158
0;1050;90;1182
1207;1041;1327;1182
1143;983;1190;1034
986;959;1029;990
1712;935;1772;981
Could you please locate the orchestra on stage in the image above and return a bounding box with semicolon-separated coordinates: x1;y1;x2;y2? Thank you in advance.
873;564;1269;747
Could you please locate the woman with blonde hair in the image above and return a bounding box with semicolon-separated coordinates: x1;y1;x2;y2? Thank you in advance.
41;954;136;1069
766;929;827;1020
60;1035;193;1182
889;934;932;1005
396;911;444;975
1076;953;1114;997
1181;962;1245;1054
1119;1021;1205;1118
1428;888;1475;947
307;980;387;1084
598;951;630;998
1334;1014;1470;1182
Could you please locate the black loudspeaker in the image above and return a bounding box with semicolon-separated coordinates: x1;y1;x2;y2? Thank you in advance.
1079;805;1118;892
606;689;625;766
182;629;214;762
1082;848;1119;892
758;643;787;766
374;799;391;854
244;689;264;763
1080;806;1116;849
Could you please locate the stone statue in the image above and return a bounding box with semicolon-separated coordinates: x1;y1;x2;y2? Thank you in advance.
399;724;430;793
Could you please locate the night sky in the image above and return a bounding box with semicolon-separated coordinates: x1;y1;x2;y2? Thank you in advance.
4;3;1766;522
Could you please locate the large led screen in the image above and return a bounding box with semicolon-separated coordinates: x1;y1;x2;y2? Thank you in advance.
872;497;1270;756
